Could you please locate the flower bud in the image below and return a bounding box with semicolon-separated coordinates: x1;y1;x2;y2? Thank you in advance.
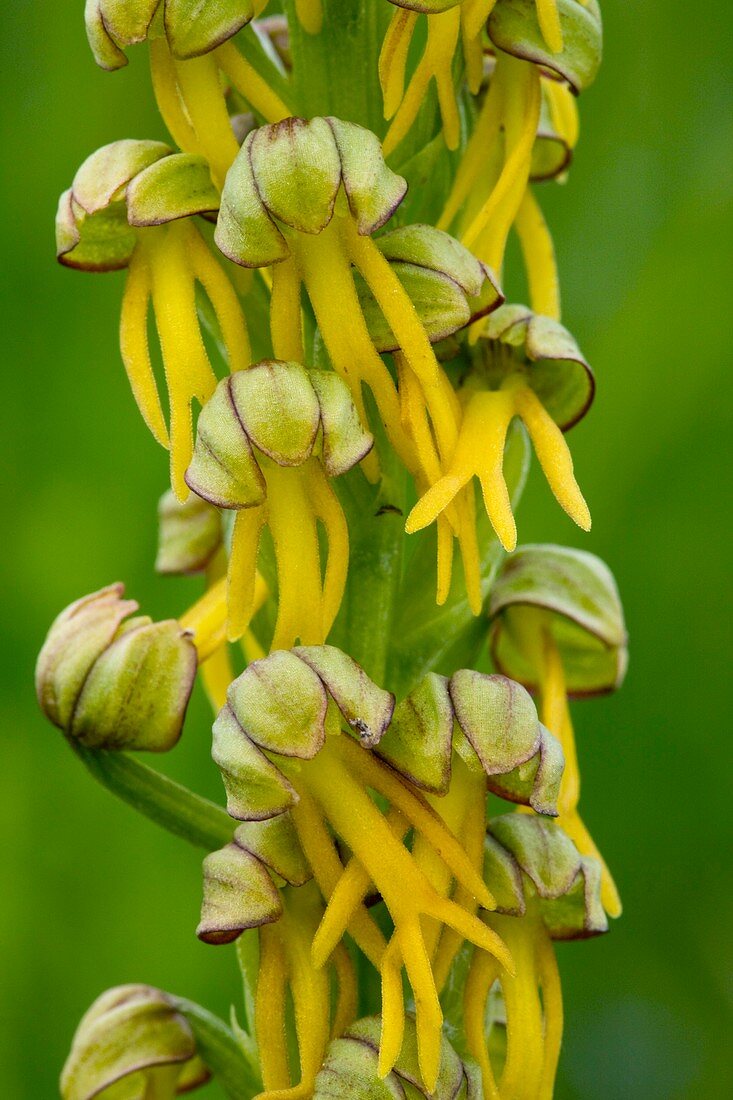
56;141;218;271
481;303;595;431
488;544;628;696
376;670;564;815
36;584;196;751
488;814;608;938
314;1014;481;1099
215;117;407;267
212;646;394;820
61;984;209;1099
488;0;603;94
85;0;259;70
186;360;373;509
357;224;503;352
155;489;223;575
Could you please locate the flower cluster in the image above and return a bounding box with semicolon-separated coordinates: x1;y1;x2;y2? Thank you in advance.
41;2;626;1098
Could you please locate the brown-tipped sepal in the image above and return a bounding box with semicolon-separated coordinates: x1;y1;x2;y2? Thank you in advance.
215;117;407;266
489;814;608;938
36;584;196;751
197;843;283;945
358;224;503;351
60;984;209;1099
488;543;628;696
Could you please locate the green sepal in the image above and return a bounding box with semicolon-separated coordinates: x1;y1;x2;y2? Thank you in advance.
489;814;608;938
249;117;343;234
309;369;375;475
450;671;563;814
358;225;502;351
127;153;220;226
84;0;159;70
227;649;328;758
483;832;526;915
186;362;370;507
488;543;628;696
376;673;453;793
482;304;594;430
387;1;461;11
60;984;207;1100
293;645;396;747
72;139;172;216
185;376;267;509
215;132;291;267
70;618;197;752
197;843;283;944
215;117;407;266
227;361;321;466
212;703;299;821
325;116;407;233
36;583;138;731
155;490;223;576
165;0;256;59
488;0;603;93
233;814;312;887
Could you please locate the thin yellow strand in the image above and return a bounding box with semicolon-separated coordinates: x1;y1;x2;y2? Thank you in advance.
185;220;251;371
227;505;266;642
536;0;564;54
270;258;304;362
379;8;418;120
514;188;561;320
119;244;169;447
216;42;291;124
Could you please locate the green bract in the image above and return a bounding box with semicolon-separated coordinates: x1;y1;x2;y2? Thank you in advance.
56;140;218;270
488;0;603;93
60;984;209;1099
36;584;197;751
215;117;408;267
488;543;628;695
185;359;373;508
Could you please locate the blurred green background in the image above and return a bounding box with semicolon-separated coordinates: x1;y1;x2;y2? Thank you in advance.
1;2;731;1097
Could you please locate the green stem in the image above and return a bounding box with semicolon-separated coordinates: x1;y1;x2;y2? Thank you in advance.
171;997;262;1099
72;744;232;850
